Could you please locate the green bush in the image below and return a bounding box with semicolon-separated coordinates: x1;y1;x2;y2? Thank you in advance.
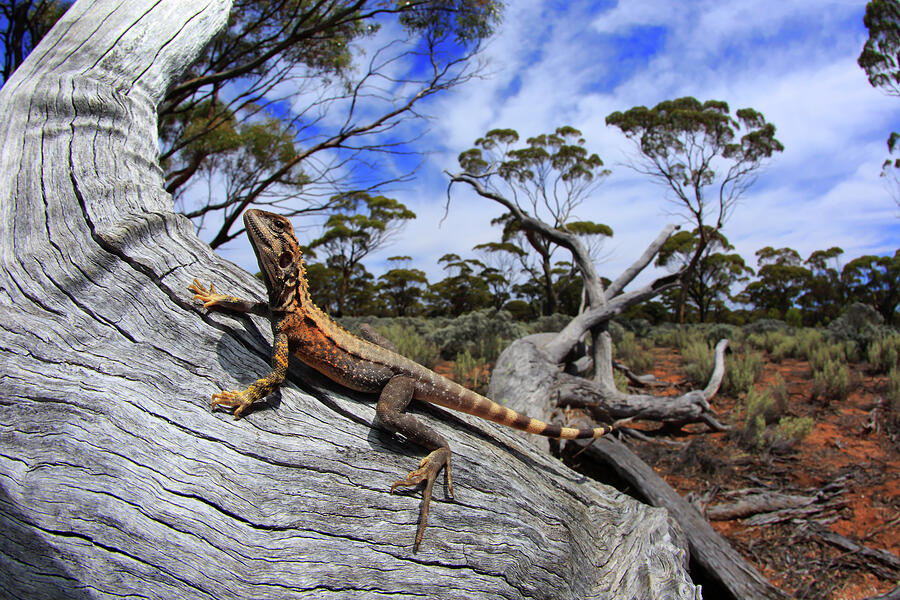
774;416;814;445
430;309;526;360
868;334;900;374
681;338;714;386
785;307;803;327
733;385;803;451
375;323;439;368
735;388;779;449
795;328;826;362
828;302;886;348
742;319;790;335
812;359;852;402
614;369;629;393
770;337;799;362
808;343;847;372
724;351;764;396
452;350;488;393
615;332;654;374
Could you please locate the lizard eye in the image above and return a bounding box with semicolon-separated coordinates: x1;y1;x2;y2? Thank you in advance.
272;220;286;231
278;251;293;268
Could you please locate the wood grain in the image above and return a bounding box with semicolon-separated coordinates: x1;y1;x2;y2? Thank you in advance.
0;1;699;598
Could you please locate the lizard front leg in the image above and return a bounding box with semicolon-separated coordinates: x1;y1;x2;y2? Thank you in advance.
189;279;269;316
210;330;289;419
376;375;453;550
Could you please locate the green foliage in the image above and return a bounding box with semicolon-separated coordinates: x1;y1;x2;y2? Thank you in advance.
614;370;629;393
429;309;526;360
374;323;439;368
735;388;778;450
377;258;429;317
868;334;900;373
458;126;611;316
681;337;715;386
742;318;790;335
812;359;852;402
859;0;900;95
773;417;815;446
731;381;812;451
656;228;753;322
606;97;783;236
742;247;810;320
308;192;415;316
842;251;900;326
452;350;488;393
887;366;900;416
426;254;493;316
614;332;654;374
724;351;764;395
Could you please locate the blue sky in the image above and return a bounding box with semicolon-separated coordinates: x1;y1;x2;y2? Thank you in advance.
210;1;900;288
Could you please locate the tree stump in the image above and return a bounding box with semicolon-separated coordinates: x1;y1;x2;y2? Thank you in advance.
0;1;700;598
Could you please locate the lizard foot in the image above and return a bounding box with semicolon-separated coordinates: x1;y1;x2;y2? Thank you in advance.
390;448;453;550
188;279;230;309
211;389;255;419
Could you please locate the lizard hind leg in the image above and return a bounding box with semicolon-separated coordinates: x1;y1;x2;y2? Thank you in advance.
376;375;453;550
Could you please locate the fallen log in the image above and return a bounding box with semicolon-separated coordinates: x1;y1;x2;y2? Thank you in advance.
572;437;788;600
0;2;702;598
807;523;900;580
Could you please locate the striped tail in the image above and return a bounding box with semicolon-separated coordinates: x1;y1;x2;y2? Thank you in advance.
429;384;622;440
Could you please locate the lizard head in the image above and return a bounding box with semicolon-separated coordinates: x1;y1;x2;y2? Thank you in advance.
243;209;304;312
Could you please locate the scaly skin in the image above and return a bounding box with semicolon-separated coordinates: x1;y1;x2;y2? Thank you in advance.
190;208;621;549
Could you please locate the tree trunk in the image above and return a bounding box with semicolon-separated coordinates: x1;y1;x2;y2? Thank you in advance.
490;336;785;600
0;2;700;599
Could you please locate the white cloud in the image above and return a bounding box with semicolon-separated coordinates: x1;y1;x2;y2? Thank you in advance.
220;0;900;298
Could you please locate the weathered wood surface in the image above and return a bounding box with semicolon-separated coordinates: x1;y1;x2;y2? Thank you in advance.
0;2;701;599
491;336;787;599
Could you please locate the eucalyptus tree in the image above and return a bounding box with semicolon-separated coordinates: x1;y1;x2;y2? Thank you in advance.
655;228;753;323
859;0;900;207
741;247;811;320
454;126;613;316
160;0;502;248
606;97;783;321
377;255;429;317
843;250;900;325
308;192;415;316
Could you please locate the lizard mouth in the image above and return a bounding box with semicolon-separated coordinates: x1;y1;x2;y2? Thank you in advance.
243;209;276;290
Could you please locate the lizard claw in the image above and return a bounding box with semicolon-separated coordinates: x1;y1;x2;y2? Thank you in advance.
188;279;228;309
390;448;453;550
211;389;254;419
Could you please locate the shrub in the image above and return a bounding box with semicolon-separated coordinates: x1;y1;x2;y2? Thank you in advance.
375;323;439;368
681;338;714;386
770;337;799;363
528;313;571;333
794;328;825;362
615;332;654;374
650;324;691;349
430;309;526;360
808;344;847;373
887;367;900;428
812;359;852;402
724;351;765;396
868;334;900;374
828;302;885;348
614;369;629;393
774;416;814;445
742;319;789;335
452;350;488;394
735;388;779;449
